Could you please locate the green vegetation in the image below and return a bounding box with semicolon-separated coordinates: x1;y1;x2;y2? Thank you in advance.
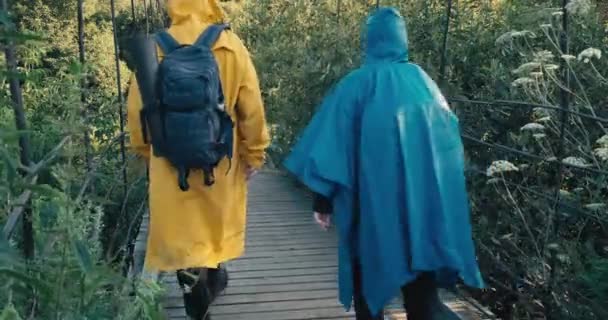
1;0;606;319
1;0;161;318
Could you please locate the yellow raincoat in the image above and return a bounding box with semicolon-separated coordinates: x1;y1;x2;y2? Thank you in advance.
126;0;270;271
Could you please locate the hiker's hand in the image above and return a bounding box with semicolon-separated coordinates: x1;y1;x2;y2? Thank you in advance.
314;212;331;231
245;166;258;180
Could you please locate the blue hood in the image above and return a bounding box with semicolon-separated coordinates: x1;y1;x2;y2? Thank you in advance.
364;7;409;64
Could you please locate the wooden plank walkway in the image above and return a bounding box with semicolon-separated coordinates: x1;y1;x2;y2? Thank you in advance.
134;171;492;320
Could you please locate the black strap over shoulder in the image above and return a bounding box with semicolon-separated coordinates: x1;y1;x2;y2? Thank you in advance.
155;31;181;54
193;23;230;48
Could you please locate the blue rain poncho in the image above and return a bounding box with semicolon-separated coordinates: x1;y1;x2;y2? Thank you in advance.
283;7;484;315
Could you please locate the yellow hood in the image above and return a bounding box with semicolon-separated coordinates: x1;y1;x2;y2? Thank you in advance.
166;0;226;25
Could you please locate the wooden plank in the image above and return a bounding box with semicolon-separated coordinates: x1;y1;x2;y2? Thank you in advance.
245;210;311;215
166;289;338;307
246;219;313;226
243;243;338;254
227;259;337;272
245;233;336;241
246;221;316;228
166;267;337;282
225;266;337;280
239;248;337;259
212;299;348;315
246;237;333;247
164;281;337;296
209;307;354;320
227;254;337;267
243;229;335;238
165;273;338;287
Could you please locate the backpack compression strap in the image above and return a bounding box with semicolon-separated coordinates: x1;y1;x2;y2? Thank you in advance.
155;31;181;54
193;23;230;48
192;23;229;113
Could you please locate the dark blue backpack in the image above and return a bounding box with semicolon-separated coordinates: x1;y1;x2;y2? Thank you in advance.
140;24;234;191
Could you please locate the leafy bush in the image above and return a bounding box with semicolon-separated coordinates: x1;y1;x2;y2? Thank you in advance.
1;1;160;318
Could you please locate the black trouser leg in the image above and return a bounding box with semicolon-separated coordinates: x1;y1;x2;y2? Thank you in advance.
207;264;228;298
353;262;385;320
177;268;212;320
401;273;460;320
176;265;229;320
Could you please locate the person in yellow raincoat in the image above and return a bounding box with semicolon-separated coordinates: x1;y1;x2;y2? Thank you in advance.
126;0;269;318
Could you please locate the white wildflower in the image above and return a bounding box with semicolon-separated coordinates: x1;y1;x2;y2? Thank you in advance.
577;48;602;63
514;30;536;38
486;160;520;177
562;156;591;167
512;77;535;87
594;147;608;162
534;50;555;62
513;62;542;75
546;156;558;162
544;64;559;71
566;0;592;16
530;71;544;78
533;108;551;119
521;123;546;131
537;116;552;123
486;178;502;185
557;254;570;263
497;30;537;46
584;203;606;211
495;32;513;46
561;54;576;62
596;135;608;147
559;189;572;198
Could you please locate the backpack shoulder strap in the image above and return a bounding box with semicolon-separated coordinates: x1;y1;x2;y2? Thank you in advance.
155;30;181;54
193;23;230;48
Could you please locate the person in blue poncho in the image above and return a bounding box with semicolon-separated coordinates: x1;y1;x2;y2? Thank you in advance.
283;6;485;320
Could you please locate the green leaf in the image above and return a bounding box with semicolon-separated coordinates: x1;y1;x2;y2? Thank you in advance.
20;184;61;198
0;148;17;184
0;238;19;267
39;201;59;230
72;239;93;274
0;268;52;297
0;303;23;320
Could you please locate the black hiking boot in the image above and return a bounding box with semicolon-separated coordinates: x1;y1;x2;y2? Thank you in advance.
177;269;213;320
402;273;461;320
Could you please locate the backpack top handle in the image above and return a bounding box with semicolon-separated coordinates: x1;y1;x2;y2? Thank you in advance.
154;23;230;54
194;23;230;48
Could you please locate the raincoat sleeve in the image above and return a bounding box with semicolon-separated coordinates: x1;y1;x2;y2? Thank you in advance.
126;75;151;159
283;72;361;199
235;44;270;169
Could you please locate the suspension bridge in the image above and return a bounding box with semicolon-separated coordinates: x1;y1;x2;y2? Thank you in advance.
129;170;493;320
4;0;607;319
